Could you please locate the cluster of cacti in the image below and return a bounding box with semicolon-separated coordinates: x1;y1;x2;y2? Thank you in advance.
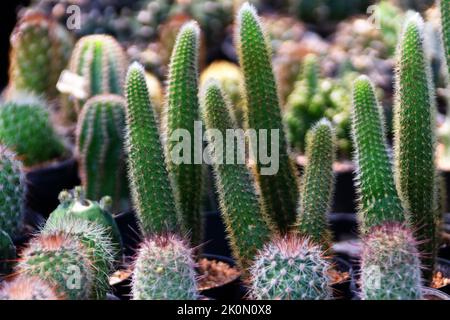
284;55;354;158
393;13;438;280
165;21;203;245
236;3;300;233
0;95;66;167
75;94;128;212
0;275;63;300
0;148;25;237
7;9;73;99
61;34;127;121
0;230;15;276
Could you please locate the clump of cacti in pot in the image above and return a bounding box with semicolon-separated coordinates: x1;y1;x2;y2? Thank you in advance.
75;94;129;213
351;75;423;300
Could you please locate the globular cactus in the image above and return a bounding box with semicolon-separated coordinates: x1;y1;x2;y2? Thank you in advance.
125;63;180;235
393;14;438;281
47;187;122;252
0;148;25;237
351;76;405;232
0;230;15;276
0;95;65;167
76;94;128;212
200;61;246;128
249;236;332;300
7;10;73;99
0;275;63;300
236;3;300;233
42;218;116;299
165;21;203;245
360;223;423;300
62;34;127;121
351;76;423;300
17;233;94;300
296;119;335;247
131;234;198;300
201;81;272;271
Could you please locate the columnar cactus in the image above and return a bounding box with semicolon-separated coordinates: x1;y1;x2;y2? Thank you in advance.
441;0;450;77
42;218;116;299
0;230;15;276
17;234;94;300
63;34;127;120
0;275;63;300
131;234;198;300
296;120;335;247
236;3;300;233
0;95;65;167
165;21;203;245
125;63;180;235
76;94;128;212
249;236;332;300
360;223;423;300
393;14;438;281
351;76;423;300
201;81;272;271
7;10;73;99
0;148;25;237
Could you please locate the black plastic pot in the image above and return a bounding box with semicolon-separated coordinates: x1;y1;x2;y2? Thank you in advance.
24;157;80;218
202;211;232;258
12;208;45;249
332;256;356;300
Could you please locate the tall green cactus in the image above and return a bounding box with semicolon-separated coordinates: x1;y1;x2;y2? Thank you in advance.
201;81;272;271
132;234;198;300
441;0;450;77
0;95;65;167
296;119;335;247
351;76;405;232
0;148;25;237
236;3;299;233
8;10;73;99
125;62;180;235
394;13;438;281
62;34;127;120
76;94;128;212
165;21;203;245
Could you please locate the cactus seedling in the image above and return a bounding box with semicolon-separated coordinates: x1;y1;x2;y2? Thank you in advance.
17;233;94;300
125;62;180;235
297;120;335;247
0;230;15;276
201;81;272;271
249;235;332;300
76;94;128;212
132;234;198;300
393;13;438;281
165;21;203;245
0;275;63;300
0;148;25;237
0;94;65;167
236;3;300;233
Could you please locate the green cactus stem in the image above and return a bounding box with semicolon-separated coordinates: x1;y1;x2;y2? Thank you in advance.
236;3;300;233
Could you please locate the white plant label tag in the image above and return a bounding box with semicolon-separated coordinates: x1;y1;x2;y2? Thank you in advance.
56;70;88;100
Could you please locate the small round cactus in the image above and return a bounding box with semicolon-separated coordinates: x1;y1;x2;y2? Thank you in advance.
0;275;63;300
0;230;16;276
360;223;423;300
0;94;65;167
0;148;25;237
17;233;94;300
132;234;198;300
249;236;333;300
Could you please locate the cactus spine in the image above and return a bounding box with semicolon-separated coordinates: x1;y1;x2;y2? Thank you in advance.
8;10;73;99
236;3;299;233
76;94;128;212
17;234;94;300
165;22;203;245
125;62;180;235
351;76;423;300
0;148;25;237
132;234;198;300
249;236;332;300
296;120;335;247
201;81;272;271
394;14;438;281
0;95;65;167
0;230;15;276
0;276;63;300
